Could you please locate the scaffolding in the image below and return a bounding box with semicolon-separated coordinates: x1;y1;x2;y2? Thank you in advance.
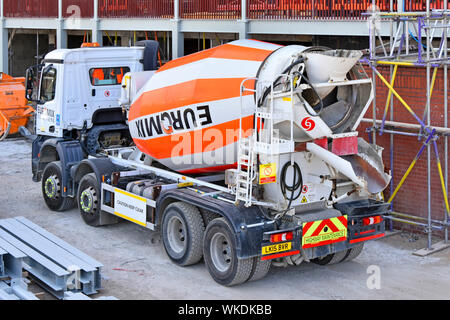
362;0;449;255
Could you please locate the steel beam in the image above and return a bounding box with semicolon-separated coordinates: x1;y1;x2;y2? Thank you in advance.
0;217;103;299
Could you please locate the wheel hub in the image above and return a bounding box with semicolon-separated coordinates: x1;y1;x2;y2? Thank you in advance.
210;232;232;272
80;187;97;214
44;175;60;199
167;216;186;254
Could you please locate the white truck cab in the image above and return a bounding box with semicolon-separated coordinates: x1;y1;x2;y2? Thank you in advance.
35;46;145;138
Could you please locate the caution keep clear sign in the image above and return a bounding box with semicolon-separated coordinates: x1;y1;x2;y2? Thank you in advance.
259;163;277;185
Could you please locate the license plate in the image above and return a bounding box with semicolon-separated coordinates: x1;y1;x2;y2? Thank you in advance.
262;242;292;255
302;215;348;249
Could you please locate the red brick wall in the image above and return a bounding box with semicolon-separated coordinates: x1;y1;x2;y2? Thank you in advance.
359;66;449;232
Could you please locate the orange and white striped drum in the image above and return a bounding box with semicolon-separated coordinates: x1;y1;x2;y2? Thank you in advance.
128;40;283;174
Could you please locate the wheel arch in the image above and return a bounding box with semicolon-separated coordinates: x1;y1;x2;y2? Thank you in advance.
36;138;65;177
73;157;119;188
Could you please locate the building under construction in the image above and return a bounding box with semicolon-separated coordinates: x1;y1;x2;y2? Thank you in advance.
0;0;449;302
0;0;449;252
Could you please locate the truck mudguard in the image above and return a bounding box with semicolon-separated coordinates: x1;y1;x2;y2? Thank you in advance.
73;157;119;188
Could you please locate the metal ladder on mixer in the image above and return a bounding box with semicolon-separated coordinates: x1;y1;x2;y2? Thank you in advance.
235;78;258;207
235;136;255;206
235;76;296;207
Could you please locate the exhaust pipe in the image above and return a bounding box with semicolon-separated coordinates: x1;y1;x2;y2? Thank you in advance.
19;126;37;141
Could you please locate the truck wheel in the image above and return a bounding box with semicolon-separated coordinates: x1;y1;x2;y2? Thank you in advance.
203;218;253;287
342;243;364;262
162;202;205;267
248;258;271;282
77;173;101;227
42;161;74;212
311;250;348;266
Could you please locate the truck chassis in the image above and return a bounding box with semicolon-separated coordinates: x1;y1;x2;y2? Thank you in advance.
59;146;390;286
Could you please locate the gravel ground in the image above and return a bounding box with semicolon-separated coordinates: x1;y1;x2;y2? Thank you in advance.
1;137;449;300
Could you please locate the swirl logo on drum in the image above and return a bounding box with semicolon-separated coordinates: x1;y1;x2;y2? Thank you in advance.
301;117;316;132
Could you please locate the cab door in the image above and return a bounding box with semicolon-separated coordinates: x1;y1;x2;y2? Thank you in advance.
36;65;62;137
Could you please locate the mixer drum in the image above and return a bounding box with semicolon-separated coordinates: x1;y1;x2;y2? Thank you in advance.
128;40;283;174
128;40;373;174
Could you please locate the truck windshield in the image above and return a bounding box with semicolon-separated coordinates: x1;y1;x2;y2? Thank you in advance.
89;67;130;86
40;67;57;102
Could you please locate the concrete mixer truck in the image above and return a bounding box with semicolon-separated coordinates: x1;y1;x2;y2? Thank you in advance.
30;39;391;286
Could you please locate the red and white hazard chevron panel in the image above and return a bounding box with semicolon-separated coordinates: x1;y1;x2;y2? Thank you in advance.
128;40;283;174
302;216;348;249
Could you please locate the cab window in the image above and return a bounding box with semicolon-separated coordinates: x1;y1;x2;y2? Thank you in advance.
40;67;57;102
89;67;130;86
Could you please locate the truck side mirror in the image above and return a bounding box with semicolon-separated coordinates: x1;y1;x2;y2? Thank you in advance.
25;64;45;102
25;67;35;101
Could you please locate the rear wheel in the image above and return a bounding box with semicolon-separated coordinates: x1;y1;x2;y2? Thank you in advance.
248;258;271;282
162;202;205;266
77;173;101;227
311;249;348;266
42;161;74;212
343;243;364;262
203;218;253;287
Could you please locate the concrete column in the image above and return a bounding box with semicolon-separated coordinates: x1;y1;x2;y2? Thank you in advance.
92;0;103;46
172;0;184;58
397;0;404;12
56;28;68;49
238;0;248;40
121;34;130;47
57;0;67;49
0;0;8;73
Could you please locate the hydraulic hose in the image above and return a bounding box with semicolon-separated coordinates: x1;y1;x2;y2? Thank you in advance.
292;70;324;117
273;161;303;223
280;162;303;203
258;58;305;109
258;58;324;118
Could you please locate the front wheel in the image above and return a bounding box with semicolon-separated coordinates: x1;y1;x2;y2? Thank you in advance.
42;161;74;212
203;218;253;287
77;173;102;227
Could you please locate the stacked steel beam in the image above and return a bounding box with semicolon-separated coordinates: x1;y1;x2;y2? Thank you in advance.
0;217;104;300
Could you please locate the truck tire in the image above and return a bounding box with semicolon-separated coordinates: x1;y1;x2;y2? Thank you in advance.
77;173;102;227
311;249;348;266
162;202;205;267
248;258;271;282
42;161;75;212
342;243;364;262
203;218;253;287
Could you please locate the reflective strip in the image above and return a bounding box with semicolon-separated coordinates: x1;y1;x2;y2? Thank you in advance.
350;233;385;244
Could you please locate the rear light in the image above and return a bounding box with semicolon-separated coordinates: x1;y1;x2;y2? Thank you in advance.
331;136;358;156
363;216;382;226
270;231;294;243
